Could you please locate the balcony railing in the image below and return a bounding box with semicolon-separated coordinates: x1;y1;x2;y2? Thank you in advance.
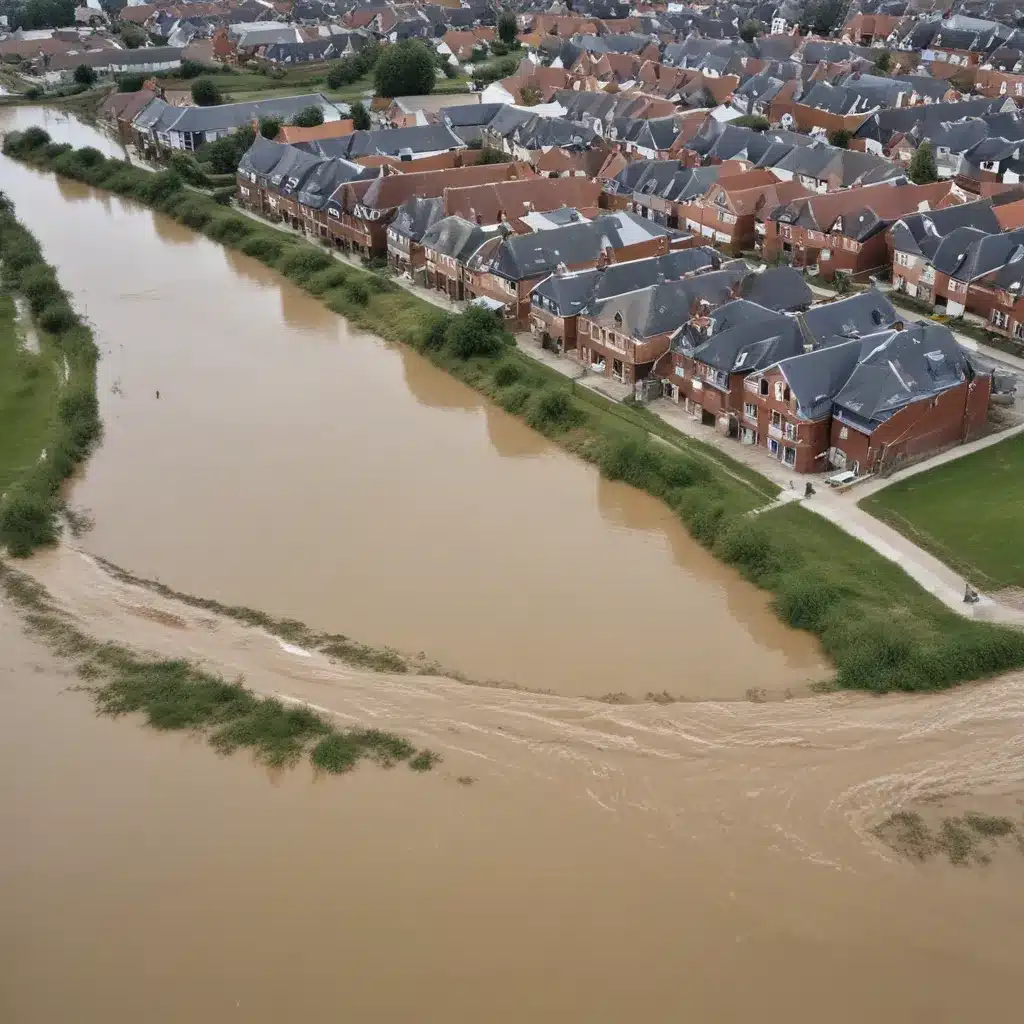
768;423;784;440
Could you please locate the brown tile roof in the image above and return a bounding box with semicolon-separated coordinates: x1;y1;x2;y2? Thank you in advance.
101;87;159;123
277;120;354;144
119;3;156;22
443;177;602;225
995;198;1024;231
781;181;962;232
345;162;532;212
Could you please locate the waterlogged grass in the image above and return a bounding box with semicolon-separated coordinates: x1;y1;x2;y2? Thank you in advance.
0;560;439;776
873;809;1021;865
0;203;101;556
11;129;1024;693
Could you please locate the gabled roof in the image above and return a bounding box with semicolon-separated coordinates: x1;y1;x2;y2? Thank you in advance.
302;123;466;158
774;341;864;422
421;216;493;261
693;303;804;375
891;199;1000;258
739;267;813;312
389;196;445;243
798;289;900;349
833;322;972;429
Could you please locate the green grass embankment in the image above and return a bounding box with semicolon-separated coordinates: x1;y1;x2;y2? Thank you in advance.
860;434;1024;591
9;127;1024;693
0;196;101;556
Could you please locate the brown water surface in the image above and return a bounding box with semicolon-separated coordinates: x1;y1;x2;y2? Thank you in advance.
0;107;823;698
2;551;1024;1023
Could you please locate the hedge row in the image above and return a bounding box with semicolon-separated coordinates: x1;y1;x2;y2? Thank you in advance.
0;199;101;556
9;127;1024;692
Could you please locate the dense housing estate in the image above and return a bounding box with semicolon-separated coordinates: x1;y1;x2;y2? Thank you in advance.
79;0;1024;478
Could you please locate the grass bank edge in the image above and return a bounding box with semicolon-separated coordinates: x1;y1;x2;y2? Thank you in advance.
0;560;440;775
10;128;1024;693
0;194;102;557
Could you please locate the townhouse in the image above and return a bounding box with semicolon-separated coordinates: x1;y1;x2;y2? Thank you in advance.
464;212;686;327
528;247;723;354
762;180;968;281
421;217;494;301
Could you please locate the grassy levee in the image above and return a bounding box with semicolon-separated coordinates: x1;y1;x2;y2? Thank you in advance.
0;560;439;775
0;194;101;556
10;127;1024;692
860;434;1024;591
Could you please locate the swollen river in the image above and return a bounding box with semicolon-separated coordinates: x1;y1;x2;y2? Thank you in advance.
2;107;1023;1024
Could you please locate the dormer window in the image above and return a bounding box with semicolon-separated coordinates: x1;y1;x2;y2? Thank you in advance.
614;311;623;325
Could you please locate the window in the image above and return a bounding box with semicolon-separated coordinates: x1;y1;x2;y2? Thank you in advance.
744;402;757;421
760;379;769;396
1015;321;1024;339
590;324;599;339
674;365;685;378
784;422;796;441
784;447;796;466
839;426;849;440
774;381;784;401
991;309;1009;328
896;252;910;267
1017;83;1023;97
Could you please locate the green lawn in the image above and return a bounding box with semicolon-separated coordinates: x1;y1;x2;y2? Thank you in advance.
860;434;1024;589
0;291;59;496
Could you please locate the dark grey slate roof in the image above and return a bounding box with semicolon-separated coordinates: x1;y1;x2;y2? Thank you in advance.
438;103;505;128
891;200;1000;258
693;304;804;375
798;289;900;348
421;216;492;261
774;341;864;422
833;322;972;429
300;123;466;158
389;196;445;242
160;94;339;135
739;267;813;312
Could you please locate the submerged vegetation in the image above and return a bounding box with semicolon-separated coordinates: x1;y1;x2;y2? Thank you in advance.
7;129;1024;694
0;191;101;556
872;809;1022;865
0;561;439;775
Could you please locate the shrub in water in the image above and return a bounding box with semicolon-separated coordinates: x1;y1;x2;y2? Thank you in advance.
525;388;584;434
0;488;59;557
306;265;350;296
240;233;288;263
279;246;333;283
20;126;50;149
18;264;64;314
714;518;779;581
38;300;78;334
206;214;251;245
773;570;845;632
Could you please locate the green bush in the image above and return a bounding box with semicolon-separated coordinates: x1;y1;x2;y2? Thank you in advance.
445;305;505;359
418;310;453;351
492;359;522;387
713;518;780;581
0;488;58;558
240;232;288;263
37;300;78;333
345;278;370;305
498;383;532;414
18;263;64;314
19;126;50;149
305;264;350;295
206;214;251;244
525;388;584;434
773;571;846;632
279;246;333;283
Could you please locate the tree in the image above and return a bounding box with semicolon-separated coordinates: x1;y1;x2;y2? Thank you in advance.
477;147;510;164
191;77;223;107
802;0;845;35
497;12;518;47
325;40;380;89
258;116;282;139
518;86;542;106
349;100;371;131
73;64;97;86
119;24;148;49
909;140;938;184
739;20;763;44
733;114;771;130
374;39;436;98
873;50;893;74
291;105;324;128
178;59;207;79
10;0;75;31
201;126;256;174
828;128;851;148
116;72;145;92
445;306;506;359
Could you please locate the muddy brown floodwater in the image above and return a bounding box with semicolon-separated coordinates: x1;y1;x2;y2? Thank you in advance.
3;109;1024;1024
0;105;823;699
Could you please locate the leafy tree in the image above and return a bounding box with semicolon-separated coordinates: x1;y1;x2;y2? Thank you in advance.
478;147;511;164
116;72;145;92
828;128;851;148
201;126;256;174
873;50;893;74
0;191;14;215
325;40;380;89
291;105;324;128
10;0;75;30
497;12;518;47
445;306;506;359
191;77;223;107
739;20;763;44
909;140;938;184
349;100;371;131
258;116;282;139
733;114;771;130
518;85;541;106
178;59;206;79
73;64;97;86
374;39;436;98
802;0;845;35
119;24;148;49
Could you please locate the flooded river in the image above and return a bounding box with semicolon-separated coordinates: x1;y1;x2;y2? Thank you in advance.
3;108;1024;1024
0;105;822;699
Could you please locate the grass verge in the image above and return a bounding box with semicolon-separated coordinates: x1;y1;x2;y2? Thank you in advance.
859;434;1024;591
10;129;1024;692
0;196;101;556
0;560;439;775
